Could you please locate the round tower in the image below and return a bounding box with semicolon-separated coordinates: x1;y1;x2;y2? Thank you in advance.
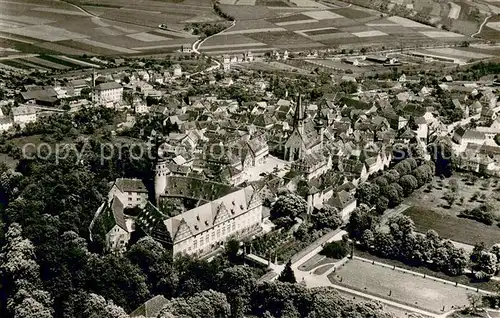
153;137;169;204
155;160;169;200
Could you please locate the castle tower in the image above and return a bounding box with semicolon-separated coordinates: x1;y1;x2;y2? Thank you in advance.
153;137;169;204
154;159;169;204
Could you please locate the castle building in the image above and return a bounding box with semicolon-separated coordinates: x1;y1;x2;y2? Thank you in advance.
139;181;262;256
92;147;264;256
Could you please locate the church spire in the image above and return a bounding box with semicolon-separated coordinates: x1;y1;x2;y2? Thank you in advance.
293;94;305;136
293;93;305;128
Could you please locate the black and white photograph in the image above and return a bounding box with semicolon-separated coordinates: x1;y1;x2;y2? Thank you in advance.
0;0;500;317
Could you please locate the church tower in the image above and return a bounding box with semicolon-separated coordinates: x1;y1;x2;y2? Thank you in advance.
315;100;328;147
293;93;305;137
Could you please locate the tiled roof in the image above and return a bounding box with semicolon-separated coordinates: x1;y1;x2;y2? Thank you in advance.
114;178;148;193
111;196;127;231
12;106;36;116
327;190;354;209
164;185;260;240
95;82;122;91
163;176;237;201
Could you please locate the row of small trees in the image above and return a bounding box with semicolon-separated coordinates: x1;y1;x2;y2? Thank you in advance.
357;158;435;213
354;212;468;276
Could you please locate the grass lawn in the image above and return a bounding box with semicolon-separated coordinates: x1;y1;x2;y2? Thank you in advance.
404;206;500;247
313;263;335;275
403;173;500;247
329;258;476;314
353;247;499;292
298;254;337;271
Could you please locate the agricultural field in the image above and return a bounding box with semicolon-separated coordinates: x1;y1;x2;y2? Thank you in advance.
204;2;477;54
1;0;487;57
329;258;474;314
480;15;500;42
0;0;216;56
0;54;103;72
339;0;494;37
403;174;500;247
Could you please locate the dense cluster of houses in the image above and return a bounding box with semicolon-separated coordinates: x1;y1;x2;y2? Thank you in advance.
2;53;500;258
0;64;185;124
89;85;459;256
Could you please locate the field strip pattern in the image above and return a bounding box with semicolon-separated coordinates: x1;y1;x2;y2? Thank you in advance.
95;27;123;36
118;7;162;14
201;42;268;49
448;2;461;19
0;13;53;25
12;59;48;70
352;30;388;37
235;0;256;4
56;56;101;68
23;56;70;70
276;19;318;26
223;27;287;34
111;25;139;34
427;47;493;59
91;17;110;27
30;7;88;16
205;47;276;54
0;34;32;43
72;38;138;54
302;10;343;20
365;23;399;27
387;16;433;28
6;25;88;42
487;21;500;31
153;29;196;38
420;30;464;38
290;0;329;8
0;20;26;28
132;43;192;50
126;32;171;42
297;26;340;32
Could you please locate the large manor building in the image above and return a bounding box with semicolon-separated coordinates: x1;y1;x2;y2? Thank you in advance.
90;159;263;256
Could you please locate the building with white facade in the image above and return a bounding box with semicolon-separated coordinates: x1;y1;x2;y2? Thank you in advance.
159;185;262;256
0;117;13;132
12;106;37;125
92;82;123;105
173;65;182;78
223;55;231;72
108;178;149;208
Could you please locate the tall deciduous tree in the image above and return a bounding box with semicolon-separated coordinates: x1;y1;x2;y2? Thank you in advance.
158;290;231;318
0;223;53;318
278;261;296;284
270;194;308;228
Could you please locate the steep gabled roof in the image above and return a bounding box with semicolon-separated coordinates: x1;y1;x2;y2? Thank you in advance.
164;185;260;241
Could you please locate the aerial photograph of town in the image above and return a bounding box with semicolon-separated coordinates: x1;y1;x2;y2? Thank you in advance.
1;0;500;317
